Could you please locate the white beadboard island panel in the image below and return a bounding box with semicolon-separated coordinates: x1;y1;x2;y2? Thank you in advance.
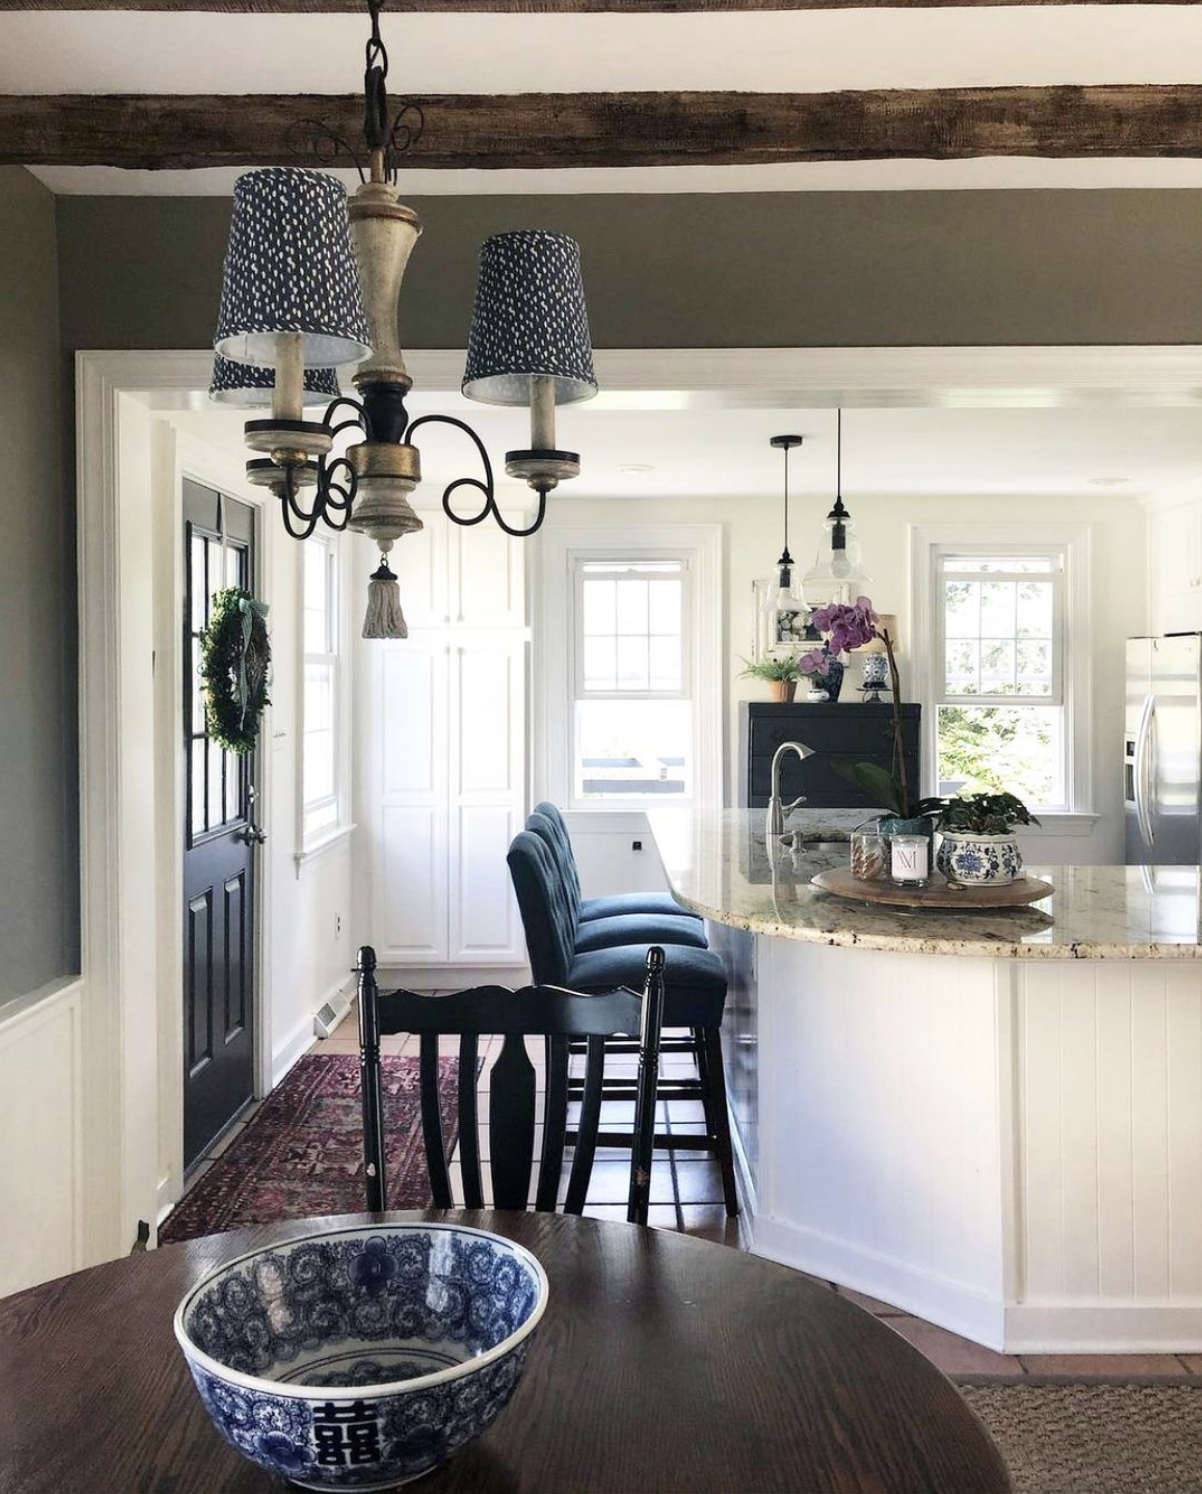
751;938;1009;1350
1009;959;1202;1350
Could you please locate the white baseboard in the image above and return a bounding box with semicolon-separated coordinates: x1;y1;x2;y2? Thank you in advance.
272;974;355;1086
1003;1304;1202;1355
752;1214;1202;1353
751;1215;1006;1351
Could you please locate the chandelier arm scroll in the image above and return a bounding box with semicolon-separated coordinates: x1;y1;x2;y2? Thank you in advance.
403;412;548;536
276;465;326;543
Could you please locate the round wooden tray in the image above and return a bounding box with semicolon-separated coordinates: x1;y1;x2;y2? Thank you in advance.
812;866;1054;909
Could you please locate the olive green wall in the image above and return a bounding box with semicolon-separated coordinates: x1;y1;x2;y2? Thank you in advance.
0;167;72;1001
57;190;1202;353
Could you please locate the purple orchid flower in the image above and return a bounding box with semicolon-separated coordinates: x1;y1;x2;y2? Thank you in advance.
810;596;880;655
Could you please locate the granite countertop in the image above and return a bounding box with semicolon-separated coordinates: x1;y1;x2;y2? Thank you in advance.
649;808;1202;960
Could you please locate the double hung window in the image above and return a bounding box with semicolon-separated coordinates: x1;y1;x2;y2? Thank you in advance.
933;548;1068;811
571;557;693;802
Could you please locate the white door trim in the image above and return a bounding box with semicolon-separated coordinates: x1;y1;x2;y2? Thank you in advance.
75;342;1202;1267
156;427;278;1221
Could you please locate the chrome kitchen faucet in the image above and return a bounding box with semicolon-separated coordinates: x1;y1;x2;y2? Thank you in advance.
766;740;815;840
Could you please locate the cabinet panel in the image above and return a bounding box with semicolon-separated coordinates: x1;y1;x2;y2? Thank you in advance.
449;804;524;962
1151;504;1202;636
376;806;448;962
453;641;525;798
454;516;526;628
381;644;446;799
392;521;448;630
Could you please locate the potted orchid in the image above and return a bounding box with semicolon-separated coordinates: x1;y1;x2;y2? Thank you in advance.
812;597;942;835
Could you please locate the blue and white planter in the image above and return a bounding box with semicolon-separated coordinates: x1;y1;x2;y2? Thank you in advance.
174;1223;548;1490
935;830;1024;886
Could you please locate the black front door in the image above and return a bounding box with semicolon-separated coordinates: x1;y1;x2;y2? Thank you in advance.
183;481;259;1167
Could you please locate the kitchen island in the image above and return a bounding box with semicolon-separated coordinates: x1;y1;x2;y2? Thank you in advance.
651;808;1202;1354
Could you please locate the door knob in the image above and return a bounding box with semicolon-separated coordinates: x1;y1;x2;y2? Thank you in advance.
238;822;267;846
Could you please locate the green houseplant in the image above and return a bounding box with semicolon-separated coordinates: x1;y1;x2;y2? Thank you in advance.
739;655;802;704
934;792;1040;885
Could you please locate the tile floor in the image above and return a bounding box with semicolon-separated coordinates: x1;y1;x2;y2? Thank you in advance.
188;1007;1198;1385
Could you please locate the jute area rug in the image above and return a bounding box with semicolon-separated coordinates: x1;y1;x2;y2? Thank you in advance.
959;1380;1202;1494
160;1053;457;1244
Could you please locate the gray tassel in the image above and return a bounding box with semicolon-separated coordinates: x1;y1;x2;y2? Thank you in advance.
362;557;407;640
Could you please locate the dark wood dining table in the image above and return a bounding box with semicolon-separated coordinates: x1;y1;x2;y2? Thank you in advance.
0;1209;1010;1494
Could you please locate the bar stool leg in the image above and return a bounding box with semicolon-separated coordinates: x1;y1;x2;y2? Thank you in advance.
697;1026;739;1218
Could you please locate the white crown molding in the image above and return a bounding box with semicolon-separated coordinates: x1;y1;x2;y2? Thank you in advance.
76;345;1202;412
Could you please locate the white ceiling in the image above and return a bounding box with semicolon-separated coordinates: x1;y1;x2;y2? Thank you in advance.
177;398;1202;503
12;6;1202;195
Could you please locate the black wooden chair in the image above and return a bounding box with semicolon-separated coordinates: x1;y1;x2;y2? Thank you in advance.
356;944;667;1225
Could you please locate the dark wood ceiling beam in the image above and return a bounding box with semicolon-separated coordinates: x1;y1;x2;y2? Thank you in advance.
3;87;1201;169
0;0;1193;9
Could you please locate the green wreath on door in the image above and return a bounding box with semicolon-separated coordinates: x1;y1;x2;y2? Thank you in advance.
200;587;271;755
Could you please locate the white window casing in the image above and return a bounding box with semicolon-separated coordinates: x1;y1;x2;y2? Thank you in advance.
909;523;1093;822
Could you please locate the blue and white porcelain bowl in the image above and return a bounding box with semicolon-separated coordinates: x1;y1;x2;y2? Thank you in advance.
936;830;1023;886
174;1223;548;1491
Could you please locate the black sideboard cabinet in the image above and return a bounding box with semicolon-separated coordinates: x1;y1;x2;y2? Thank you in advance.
739;701;922;809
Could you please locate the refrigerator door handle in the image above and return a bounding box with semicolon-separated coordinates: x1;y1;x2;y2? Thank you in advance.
1135;692;1156;849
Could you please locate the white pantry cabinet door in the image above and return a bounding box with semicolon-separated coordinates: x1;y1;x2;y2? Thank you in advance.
447;635;528;963
392;519;449;630
1150;502;1202;636
452;514;527;629
372;640;450;962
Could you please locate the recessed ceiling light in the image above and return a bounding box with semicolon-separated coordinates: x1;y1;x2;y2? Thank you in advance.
1089;477;1131;488
618;464;655;476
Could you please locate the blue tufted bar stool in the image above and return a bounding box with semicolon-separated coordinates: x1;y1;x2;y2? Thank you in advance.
507;828;738;1215
533;801;705;925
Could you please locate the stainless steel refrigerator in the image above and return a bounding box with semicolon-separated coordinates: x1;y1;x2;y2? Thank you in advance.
1125;635;1202;866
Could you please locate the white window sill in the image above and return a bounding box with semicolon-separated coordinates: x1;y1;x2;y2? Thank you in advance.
295;821;357;872
1015;813;1100;838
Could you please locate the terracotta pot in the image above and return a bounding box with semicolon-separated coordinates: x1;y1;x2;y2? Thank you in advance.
769;679;797;703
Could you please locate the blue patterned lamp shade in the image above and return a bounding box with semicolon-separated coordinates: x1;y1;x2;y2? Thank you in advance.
462;231;597;406
209;354;339;408
214;168;371;369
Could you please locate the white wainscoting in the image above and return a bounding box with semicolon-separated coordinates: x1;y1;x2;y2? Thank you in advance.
752;938;1009;1348
0;979;84;1297
563;811;673;900
1010;959;1202;1349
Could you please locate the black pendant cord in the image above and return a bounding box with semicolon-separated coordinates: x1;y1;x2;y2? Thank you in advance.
836;407;842;504
782;441;789;556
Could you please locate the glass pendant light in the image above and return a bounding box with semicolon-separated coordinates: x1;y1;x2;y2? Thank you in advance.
761;434;807;650
802;409;873;609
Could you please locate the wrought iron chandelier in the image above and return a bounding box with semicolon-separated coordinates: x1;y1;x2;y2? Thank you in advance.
210;0;597;637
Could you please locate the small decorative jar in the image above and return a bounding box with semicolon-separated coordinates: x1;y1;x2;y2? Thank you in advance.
861;653;889;690
850;823;887;882
935;831;1023;885
890;834;929;887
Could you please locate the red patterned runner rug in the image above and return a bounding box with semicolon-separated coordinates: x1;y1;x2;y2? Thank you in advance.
159;1053;456;1244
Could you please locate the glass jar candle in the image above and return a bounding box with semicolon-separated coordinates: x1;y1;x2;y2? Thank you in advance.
850;825;886;882
890;834;929;887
